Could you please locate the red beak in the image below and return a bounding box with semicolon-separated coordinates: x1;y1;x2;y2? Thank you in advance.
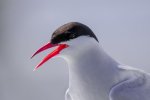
31;42;69;71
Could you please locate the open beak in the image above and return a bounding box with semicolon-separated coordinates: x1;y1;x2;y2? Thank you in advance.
31;42;69;71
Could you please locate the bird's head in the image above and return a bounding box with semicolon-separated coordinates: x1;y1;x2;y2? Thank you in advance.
31;22;99;71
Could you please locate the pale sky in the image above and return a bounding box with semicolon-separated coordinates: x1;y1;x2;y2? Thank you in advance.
0;0;150;100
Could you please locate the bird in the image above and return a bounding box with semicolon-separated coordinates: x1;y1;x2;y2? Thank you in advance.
31;22;150;100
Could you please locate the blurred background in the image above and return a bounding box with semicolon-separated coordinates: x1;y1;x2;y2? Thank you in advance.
0;0;150;100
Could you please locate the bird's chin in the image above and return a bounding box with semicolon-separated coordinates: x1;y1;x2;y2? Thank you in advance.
54;47;76;60
56;48;72;57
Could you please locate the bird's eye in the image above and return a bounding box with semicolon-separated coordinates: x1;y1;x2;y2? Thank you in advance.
70;33;76;38
65;31;77;39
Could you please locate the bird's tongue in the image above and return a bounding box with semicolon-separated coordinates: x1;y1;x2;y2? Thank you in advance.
31;43;68;71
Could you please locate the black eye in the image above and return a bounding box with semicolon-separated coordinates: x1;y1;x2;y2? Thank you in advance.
70;33;76;38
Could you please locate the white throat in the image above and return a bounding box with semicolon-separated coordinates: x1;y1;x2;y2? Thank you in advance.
60;37;121;100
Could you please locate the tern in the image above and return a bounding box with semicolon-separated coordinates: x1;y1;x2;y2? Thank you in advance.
31;22;150;100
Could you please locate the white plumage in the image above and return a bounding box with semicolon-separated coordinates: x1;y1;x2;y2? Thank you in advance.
58;36;150;100
32;22;150;100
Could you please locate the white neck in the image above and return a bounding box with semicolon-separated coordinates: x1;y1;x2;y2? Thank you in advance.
61;37;121;100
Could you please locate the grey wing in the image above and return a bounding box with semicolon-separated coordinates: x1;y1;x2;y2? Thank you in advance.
109;73;150;100
65;89;72;100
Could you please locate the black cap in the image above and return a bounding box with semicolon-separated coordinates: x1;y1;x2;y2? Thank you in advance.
51;22;99;44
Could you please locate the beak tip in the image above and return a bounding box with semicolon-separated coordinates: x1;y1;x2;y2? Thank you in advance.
31;43;69;71
33;64;41;71
33;68;37;71
31;54;36;59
